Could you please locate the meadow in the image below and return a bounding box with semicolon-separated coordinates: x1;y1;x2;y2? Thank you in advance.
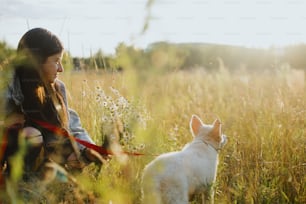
0;64;305;203
57;65;305;204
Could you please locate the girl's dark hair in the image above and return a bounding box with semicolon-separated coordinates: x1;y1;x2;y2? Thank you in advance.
13;28;67;128
17;27;63;64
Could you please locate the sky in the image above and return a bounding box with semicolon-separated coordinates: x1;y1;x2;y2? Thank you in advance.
1;0;306;57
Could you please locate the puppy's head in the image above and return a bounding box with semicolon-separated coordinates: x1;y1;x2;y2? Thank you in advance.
190;115;227;151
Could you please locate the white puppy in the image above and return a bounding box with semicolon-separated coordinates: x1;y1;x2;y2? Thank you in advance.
142;115;227;204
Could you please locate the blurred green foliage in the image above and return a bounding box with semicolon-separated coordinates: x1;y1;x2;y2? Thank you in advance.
1;40;306;74
0;42;15;71
65;42;306;73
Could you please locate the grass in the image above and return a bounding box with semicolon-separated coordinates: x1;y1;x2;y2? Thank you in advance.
1;65;305;203
61;66;305;203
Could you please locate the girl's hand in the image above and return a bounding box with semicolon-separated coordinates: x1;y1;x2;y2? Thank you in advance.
82;148;106;165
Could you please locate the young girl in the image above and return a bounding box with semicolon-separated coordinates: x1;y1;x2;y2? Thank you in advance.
1;28;104;182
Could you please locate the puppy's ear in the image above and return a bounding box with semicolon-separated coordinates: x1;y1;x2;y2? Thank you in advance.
190;115;203;137
211;119;221;140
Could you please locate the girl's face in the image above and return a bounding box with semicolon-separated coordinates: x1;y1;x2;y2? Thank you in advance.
41;51;64;83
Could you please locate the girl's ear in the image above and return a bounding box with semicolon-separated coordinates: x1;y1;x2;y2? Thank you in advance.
190;115;203;137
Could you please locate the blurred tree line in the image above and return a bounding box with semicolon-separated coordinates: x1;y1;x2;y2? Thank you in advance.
1;41;306;74
67;42;306;73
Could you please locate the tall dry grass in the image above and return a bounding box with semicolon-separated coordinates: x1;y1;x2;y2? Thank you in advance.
1;65;304;203
59;66;305;204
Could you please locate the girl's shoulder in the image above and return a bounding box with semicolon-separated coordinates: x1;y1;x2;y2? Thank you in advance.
55;79;66;93
55;79;66;89
54;79;68;106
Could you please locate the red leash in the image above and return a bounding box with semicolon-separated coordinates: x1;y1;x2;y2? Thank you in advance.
33;119;150;157
0;130;8;186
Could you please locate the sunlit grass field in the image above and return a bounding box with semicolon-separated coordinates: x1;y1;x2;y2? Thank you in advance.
0;64;305;203
56;66;305;204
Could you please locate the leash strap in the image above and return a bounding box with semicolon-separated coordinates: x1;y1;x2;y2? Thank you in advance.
32;119;148;156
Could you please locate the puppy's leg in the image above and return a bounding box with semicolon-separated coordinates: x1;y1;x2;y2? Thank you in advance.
202;187;214;204
163;191;188;204
161;181;188;204
201;193;205;204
